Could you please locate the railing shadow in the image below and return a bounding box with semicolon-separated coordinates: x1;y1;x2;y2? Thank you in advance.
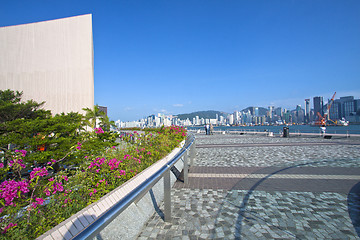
348;181;360;237
149;189;164;221
210;158;360;239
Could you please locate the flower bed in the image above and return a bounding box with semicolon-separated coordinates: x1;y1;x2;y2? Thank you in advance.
0;126;187;239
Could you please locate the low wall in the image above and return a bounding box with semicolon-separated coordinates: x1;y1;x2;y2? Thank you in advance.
37;142;185;240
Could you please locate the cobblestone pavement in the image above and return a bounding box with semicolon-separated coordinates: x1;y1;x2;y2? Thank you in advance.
137;134;360;239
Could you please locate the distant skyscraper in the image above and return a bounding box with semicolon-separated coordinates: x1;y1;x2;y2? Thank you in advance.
296;105;304;123
313;96;323;120
228;114;234;125
254;107;259;116
249;107;255;115
329;100;340;120
268;106;274;120
304;99;310;123
340;96;355;117
274;107;282;118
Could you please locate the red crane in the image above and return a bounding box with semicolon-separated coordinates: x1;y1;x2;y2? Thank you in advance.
316;92;336;126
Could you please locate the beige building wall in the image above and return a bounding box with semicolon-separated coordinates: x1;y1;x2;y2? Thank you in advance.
0;14;94;115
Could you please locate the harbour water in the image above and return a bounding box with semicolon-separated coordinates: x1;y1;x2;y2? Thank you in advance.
188;124;360;135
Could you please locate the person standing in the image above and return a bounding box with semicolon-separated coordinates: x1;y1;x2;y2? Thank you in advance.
210;123;214;135
320;125;326;136
205;124;210;135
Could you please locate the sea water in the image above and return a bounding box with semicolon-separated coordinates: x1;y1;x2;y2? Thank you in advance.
188;124;360;134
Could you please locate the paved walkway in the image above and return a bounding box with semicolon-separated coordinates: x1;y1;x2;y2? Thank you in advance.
137;134;360;239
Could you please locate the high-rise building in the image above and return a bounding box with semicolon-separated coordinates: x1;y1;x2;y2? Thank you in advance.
295;105;304;123
304;99;310;123
268;106;274;119
329;100;341;120
254;107;259;116
0;14;94;115
228;114;234;125
313;96;323;120
274;107;283;118
340;96;355;117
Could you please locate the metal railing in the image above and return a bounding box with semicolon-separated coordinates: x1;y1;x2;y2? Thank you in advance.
73;133;196;240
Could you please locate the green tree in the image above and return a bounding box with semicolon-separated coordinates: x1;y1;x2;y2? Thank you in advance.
0;89;50;123
0;90;119;171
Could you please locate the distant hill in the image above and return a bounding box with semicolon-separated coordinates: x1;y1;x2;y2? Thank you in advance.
175;110;227;120
241;107;268;116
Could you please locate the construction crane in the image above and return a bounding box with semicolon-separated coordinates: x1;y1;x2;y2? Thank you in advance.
316;92;336;126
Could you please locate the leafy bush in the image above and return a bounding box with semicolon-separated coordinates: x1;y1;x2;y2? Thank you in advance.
0;90;187;239
0;127;187;239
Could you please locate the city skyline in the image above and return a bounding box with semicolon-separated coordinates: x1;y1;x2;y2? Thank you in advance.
1;1;360;122
117;93;359;128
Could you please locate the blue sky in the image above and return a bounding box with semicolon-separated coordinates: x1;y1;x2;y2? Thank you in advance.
1;1;360;121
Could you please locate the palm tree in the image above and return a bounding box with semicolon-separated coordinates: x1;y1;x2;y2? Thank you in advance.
82;105;114;131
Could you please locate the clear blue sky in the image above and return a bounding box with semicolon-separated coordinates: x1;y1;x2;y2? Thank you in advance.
1;1;360;121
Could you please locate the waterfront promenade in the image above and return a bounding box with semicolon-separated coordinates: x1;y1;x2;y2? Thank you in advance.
136;133;360;239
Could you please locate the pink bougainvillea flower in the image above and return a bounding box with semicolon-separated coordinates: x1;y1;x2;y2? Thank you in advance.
76;142;82;149
47;159;57;165
0;163;3;168
107;158;120;170
52;182;64;194
94;127;104;134
0;180;29;206
62;175;69;181
30;167;48;180
44;188;51;196
31;198;44;209
48;177;54;182
2;223;17;234
15;149;27;157
36;198;44;205
89;188;97;196
9;158;26;169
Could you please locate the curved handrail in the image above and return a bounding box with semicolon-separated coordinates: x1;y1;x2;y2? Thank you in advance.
73;133;195;240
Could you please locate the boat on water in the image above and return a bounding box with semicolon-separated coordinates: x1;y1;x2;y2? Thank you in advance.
337;118;349;126
310;117;349;126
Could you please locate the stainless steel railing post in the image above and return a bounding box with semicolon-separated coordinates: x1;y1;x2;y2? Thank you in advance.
163;169;171;222
190;143;195;166
183;150;189;185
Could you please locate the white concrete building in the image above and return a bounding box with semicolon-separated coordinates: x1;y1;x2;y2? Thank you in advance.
0;14;94;115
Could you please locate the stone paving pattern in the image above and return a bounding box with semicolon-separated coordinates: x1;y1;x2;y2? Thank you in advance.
136;134;360;239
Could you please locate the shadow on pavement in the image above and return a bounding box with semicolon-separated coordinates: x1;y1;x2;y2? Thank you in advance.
211;158;360;239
